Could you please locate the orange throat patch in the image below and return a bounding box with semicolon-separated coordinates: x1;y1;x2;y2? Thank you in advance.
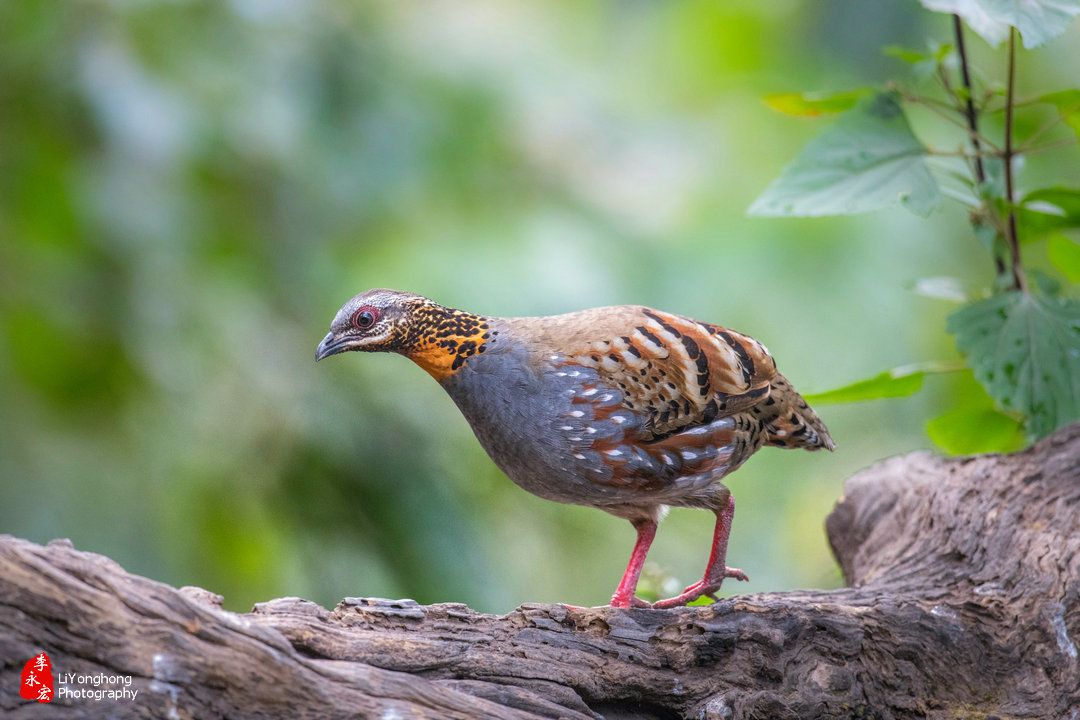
399;305;493;382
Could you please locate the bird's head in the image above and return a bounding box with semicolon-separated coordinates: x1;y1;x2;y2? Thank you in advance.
316;289;492;380
315;288;427;360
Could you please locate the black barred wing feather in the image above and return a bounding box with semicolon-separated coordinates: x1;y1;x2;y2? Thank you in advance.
561;308;777;441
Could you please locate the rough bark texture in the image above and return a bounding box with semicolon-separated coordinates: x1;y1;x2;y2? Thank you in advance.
1;425;1078;720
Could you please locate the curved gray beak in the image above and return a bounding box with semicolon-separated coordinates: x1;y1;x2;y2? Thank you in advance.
315;332;347;361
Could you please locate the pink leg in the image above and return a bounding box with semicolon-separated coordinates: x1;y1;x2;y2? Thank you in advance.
652;496;748;609
609;519;657;609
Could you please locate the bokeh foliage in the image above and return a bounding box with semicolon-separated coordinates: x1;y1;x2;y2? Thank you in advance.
1;2;1078;612
758;0;1080;449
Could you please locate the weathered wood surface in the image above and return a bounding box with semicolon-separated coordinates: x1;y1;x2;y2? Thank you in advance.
1;425;1077;719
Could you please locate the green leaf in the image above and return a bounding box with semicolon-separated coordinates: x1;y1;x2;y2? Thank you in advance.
978;156;1007;202
763;89;873;117
1032;269;1063;297
749;93;941;218
933;42;956;62
1037;89;1080;139
926;374;1026;454
1018;187;1080;237
883;42;954;64
803;362;961;404
972;217;1003;256
883;43;953;77
948;290;1080;439
1048;234;1080;282
883;45;930;64
927;406;1026;453
920;0;1080;49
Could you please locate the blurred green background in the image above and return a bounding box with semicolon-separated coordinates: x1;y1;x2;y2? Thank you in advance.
2;1;1077;613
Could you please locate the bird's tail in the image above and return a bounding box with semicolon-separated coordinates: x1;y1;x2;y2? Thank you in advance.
753;374;835;451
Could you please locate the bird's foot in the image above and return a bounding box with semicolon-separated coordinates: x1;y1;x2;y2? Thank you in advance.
651;567;748;609
609;593;653;609
563;596;650;612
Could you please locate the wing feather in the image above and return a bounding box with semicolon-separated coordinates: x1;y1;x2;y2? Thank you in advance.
562;308;776;440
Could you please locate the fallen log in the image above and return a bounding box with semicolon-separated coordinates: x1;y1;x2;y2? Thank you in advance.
1;424;1077;719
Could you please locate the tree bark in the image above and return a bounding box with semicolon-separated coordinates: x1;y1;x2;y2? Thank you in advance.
2;425;1078;720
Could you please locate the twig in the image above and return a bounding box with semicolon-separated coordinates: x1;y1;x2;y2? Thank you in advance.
1019;137;1080;154
937;66;957;105
920;94;965;113
901;93;1002;150
953;15;1007;279
953;15;987;185
926;149;1002;158
1003;27;1027;293
1016;115;1071;152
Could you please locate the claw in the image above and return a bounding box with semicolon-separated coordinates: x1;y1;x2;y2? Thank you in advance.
725;567;749;582
651;566;748;609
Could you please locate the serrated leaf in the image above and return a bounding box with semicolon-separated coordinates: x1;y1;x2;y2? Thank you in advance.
763;89;872;117
1048;234;1080;282
1018;187;1080;237
948;290;1080;439
1037;89;1080;139
920;0;1080;49
749;93;941;218
803;362;960;404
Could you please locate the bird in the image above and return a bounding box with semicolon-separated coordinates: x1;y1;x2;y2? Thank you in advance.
316;289;834;609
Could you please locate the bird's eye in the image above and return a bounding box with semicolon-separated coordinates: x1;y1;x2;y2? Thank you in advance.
351;306;380;331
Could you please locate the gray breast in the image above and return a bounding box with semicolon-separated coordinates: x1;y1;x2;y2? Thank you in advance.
439;334;645;508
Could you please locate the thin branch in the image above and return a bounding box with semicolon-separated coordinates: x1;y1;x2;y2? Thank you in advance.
1020;137;1080;154
920;93;966;113
926;148;1002;158
1003;27;1027;293
1016;115;1071;152
953;15;1008;279
901;93;1003;150
953;15;987;185
937;63;960;107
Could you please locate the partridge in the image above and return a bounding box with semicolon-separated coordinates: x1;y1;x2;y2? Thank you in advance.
316;289;834;609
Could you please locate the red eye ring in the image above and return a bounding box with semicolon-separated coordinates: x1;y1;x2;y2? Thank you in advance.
350;305;380;331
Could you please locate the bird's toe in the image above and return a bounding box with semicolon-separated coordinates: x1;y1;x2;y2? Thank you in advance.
724;567;749;582
610;593;653;609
